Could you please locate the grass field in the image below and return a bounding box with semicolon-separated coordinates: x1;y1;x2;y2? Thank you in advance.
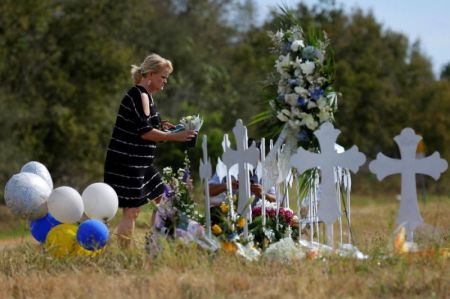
0;195;449;298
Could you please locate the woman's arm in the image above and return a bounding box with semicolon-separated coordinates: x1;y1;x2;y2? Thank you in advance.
141;128;197;142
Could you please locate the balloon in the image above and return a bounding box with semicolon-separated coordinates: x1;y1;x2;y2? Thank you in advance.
47;186;84;224
76;219;109;250
82;183;118;222
75;245;105;257
45;223;78;257
30;213;61;243
20;161;53;190
4;172;51;220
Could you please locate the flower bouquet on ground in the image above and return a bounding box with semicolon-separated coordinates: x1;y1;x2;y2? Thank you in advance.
145;154;218;256
249;199;299;250
209;197;260;260
180;115;203;147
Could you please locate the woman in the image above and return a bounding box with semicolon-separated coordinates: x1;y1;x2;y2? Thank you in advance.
104;53;196;248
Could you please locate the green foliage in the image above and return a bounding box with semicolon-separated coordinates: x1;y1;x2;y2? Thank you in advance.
0;0;448;196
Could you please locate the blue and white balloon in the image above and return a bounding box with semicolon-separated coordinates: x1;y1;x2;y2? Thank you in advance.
4;172;51;220
20;161;53;190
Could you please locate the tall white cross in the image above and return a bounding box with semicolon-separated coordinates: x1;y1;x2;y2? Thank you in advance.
369;128;448;241
289;122;366;226
199;135;212;238
222;120;259;236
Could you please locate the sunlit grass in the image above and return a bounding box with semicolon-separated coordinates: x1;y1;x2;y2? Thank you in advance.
0;195;449;298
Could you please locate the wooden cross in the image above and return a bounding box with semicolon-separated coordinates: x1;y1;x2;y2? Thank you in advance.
222;120;259;225
199;135;212;238
290;122;366;226
369;128;448;241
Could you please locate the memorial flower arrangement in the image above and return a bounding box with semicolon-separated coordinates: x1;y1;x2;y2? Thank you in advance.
210;196;246;253
268;25;339;149
153;154;203;236
249;199;299;249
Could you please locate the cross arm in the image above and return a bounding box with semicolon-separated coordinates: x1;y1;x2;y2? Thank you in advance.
289;148;320;174
369;153;401;181
415;151;448;180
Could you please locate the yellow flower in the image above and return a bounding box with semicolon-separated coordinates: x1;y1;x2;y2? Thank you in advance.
212;224;222;236
221;241;237;253
236;217;246;228
219;202;229;214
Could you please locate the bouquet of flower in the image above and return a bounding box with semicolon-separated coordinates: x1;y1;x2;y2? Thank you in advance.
249;199;299;249
154;154;203;235
268;25;339;149
180;114;203;131
209;196;246;253
180;114;203;147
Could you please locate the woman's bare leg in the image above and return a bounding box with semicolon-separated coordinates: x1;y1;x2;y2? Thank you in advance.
117;207;140;249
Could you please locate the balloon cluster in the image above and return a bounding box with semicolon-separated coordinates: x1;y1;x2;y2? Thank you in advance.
4;161;118;257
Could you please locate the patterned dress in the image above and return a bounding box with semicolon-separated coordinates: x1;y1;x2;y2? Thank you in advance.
104;85;164;207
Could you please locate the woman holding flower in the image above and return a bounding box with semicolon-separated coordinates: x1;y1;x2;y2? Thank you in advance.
104;53;197;248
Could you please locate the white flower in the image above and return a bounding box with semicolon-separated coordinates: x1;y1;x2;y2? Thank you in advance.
294;86;308;97
300;61;315;75
317;97;327;109
304;115;318;130
307;101;317;109
319;109;331;122
290;39;305;52
291;107;301;117
276;111;288;122
284;93;298;106
288;119;301;129
276;54;291;74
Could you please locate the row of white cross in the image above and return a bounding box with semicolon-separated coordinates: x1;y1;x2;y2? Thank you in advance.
199;120;448;245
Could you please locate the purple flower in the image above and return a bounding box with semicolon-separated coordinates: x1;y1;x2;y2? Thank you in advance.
163;184;174;197
182;168;190;183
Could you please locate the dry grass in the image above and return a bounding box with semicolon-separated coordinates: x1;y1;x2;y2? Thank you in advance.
0;196;449;299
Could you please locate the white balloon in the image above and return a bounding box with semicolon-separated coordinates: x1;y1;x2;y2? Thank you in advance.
82;183;118;222
4;172;51;220
47;186;84;223
21;161;53;190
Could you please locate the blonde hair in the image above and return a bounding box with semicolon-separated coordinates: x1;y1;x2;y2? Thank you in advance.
131;53;173;84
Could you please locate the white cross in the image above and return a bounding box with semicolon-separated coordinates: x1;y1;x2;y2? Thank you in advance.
222;120;259;217
369;128;448;240
289;122;366;225
199;135;212;238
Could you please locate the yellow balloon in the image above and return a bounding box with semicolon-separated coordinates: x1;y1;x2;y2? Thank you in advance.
75;245;105;257
45;223;78;257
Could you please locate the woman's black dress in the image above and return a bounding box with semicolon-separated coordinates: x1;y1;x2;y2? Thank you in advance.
104;85;164;207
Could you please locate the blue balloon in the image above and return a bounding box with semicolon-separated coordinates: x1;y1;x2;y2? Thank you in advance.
30;213;61;243
76;219;109;250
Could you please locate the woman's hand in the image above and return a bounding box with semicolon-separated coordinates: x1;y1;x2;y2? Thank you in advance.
171;130;197;142
161;120;175;130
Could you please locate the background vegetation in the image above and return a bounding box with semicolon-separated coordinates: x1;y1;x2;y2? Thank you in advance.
1;0;449;198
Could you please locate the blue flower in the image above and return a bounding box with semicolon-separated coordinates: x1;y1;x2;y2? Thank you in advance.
288;79;298;87
297;97;307;107
310;88;324;101
227;232;238;240
302;46;316;60
297;130;309;142
283;41;293;54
